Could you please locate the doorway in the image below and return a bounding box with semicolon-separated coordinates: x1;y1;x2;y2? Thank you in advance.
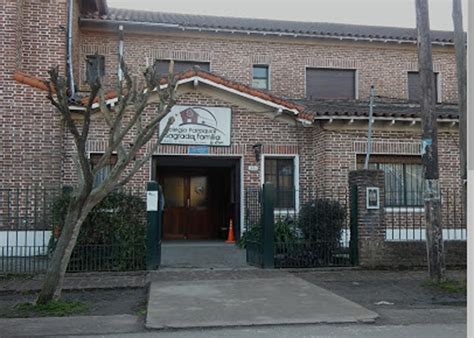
153;156;240;241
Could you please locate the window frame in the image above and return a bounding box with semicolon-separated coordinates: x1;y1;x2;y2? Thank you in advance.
85;54;105;85
251;64;270;90
305;67;358;100
407;71;441;103
261;155;299;211
89;153;117;188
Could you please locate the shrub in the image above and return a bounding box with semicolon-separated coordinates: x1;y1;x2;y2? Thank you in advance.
297;198;345;254
50;190;146;271
239;219;297;248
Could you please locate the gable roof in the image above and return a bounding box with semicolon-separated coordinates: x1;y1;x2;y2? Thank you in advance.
88;69;311;123
13;69;311;123
81;8;457;45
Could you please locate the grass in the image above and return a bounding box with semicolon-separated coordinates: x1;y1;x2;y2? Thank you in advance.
14;300;89;317
422;278;467;294
135;307;146;316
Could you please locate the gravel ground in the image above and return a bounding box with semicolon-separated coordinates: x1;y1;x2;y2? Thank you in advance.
0;287;148;318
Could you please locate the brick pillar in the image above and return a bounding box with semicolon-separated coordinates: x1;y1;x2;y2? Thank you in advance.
349;170;385;268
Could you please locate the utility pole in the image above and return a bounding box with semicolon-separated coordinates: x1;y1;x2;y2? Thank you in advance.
452;0;467;225
415;0;445;282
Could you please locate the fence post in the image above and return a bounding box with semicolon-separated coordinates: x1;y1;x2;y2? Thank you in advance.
146;181;160;270
349;184;359;266
262;182;275;269
348;170;385;268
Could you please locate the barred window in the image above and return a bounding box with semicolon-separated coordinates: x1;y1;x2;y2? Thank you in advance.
358;156;423;207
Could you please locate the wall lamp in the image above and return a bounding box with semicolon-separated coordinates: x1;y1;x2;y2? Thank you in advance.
252;143;262;162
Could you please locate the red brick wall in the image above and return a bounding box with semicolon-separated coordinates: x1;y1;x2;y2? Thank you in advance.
314;126;461;198
0;0;67;187
79;30;458;103
62;89;306;191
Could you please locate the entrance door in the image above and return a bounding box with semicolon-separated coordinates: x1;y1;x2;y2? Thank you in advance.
162;174;211;240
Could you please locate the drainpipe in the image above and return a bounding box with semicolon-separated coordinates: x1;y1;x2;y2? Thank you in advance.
66;0;75;98
118;25;124;81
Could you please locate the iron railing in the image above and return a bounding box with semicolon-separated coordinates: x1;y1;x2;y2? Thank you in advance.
244;186;353;268
385;187;466;241
0;186;147;274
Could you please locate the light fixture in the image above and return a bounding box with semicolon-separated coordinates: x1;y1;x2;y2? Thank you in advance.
252;143;262;162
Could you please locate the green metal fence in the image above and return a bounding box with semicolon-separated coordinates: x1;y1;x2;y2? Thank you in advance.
244;185;356;269
0;187;147;274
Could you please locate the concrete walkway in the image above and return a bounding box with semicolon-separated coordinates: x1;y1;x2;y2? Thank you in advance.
146;270;378;329
161;241;247;269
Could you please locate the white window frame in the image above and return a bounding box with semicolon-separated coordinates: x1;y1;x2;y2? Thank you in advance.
260;154;299;213
251;64;271;90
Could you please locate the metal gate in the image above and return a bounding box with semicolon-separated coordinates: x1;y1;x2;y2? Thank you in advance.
244;183;358;269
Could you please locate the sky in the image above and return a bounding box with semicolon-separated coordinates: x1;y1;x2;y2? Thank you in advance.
107;0;468;31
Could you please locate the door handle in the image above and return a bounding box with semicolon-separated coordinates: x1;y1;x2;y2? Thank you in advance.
187;198;190;208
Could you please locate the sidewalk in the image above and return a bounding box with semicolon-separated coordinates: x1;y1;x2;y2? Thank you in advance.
146;269;378;329
0;268;465;337
0;314;143;337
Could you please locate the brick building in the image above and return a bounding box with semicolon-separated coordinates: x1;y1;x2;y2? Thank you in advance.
1;0;465;255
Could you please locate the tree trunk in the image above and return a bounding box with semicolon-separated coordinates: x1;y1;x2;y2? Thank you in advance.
36;196;92;304
452;0;467;227
415;0;445;282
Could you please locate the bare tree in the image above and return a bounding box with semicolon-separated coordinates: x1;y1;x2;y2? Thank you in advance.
415;0;445;282
452;0;467;224
36;60;178;304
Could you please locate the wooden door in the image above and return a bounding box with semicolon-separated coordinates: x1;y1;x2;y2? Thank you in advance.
162;174;211;240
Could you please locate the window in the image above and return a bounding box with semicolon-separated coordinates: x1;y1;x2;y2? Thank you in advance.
357;156;423;207
407;71;439;102
306;68;356;100
252;65;269;89
90;154;117;188
155;60;210;75
85;55;105;84
264;158;295;209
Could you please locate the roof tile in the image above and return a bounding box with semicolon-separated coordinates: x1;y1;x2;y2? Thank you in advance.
83;8;459;44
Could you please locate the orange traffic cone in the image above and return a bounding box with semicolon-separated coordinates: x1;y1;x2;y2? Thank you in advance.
225;219;236;244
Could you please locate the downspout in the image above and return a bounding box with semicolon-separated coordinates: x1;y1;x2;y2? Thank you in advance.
67;0;75;98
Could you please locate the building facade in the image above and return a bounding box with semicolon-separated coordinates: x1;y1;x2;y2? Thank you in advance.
1;1;465;251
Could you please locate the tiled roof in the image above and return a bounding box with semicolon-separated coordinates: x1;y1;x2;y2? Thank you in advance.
172;69;308;116
83;69;311;121
83;8;457;44
295;99;459;120
14;70;458;121
13;71;54;93
13;69;309;120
